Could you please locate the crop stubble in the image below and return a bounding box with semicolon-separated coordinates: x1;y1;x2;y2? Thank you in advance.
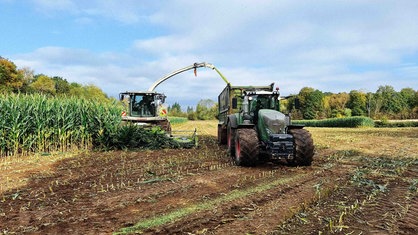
0;120;417;234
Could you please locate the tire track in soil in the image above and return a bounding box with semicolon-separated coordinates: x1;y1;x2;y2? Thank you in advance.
272;163;418;235
393;168;418;234
131;162;356;234
347;167;418;235
100;167;261;221
111;166;309;234
398;195;418;233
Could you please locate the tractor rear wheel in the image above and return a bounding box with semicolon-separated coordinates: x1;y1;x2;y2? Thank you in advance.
288;128;314;166
234;129;259;166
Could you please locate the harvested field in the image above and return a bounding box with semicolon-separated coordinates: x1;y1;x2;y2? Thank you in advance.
1;120;417;234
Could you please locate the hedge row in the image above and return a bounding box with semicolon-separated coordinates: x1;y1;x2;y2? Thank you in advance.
374;120;418;127
168;116;188;124
292;116;375;128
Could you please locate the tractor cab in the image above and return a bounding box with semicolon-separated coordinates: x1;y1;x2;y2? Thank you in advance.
241;90;281;125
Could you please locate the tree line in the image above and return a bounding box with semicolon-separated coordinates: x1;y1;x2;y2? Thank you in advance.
285;86;418;120
167;99;218;120
168;84;417;121
0;56;109;102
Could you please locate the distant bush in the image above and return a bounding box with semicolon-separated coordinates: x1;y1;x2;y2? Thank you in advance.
374;120;418;127
293;116;375;128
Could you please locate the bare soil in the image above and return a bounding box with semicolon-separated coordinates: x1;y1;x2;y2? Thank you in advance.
1;121;417;234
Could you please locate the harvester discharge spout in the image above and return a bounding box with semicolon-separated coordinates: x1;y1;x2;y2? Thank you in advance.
147;62;230;92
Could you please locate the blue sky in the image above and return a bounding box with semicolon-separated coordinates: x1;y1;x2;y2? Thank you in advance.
1;0;417;107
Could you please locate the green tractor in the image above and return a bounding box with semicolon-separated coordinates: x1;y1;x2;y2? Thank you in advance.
217;83;314;166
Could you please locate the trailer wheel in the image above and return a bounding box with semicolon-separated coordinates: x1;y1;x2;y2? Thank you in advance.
227;122;235;157
234;129;259;167
218;124;227;145
288;128;314;166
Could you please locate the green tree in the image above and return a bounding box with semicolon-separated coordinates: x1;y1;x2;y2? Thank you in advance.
196;99;217;120
348;90;367;116
400;88;417;109
30;74;56;95
399;88;417;119
375;85;408;118
68;82;109;102
298;87;324;119
52;76;70;95
84;84;109;102
186;106;197;120
0;57;23;93
69;82;83;97
169;102;184;117
328;92;350;118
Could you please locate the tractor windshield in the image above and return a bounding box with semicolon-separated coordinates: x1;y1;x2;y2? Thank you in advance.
249;95;275;112
131;94;155;117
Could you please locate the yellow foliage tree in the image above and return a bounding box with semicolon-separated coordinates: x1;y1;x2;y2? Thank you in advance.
0;57;23;93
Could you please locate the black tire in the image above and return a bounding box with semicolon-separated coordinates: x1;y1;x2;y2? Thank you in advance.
227;122;236;157
288;128;314;166
234;129;259;167
218;125;227;145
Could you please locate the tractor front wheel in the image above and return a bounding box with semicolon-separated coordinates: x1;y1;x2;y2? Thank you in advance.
288;128;314;166
234;129;259;167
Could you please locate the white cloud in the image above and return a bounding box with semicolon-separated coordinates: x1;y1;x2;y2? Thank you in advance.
31;0;157;24
133;36;197;56
32;0;77;13
7;0;418;105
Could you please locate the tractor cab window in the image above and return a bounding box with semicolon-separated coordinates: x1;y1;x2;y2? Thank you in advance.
248;95;271;124
131;94;155;117
250;95;270;112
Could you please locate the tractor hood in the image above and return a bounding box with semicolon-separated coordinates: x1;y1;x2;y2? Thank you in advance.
257;109;288;138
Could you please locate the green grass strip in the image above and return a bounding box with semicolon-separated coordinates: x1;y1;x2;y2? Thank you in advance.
168;116;188;124
115;173;306;234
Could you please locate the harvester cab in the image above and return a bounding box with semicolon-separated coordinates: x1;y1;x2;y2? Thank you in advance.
218;83;314;167
119;91;170;132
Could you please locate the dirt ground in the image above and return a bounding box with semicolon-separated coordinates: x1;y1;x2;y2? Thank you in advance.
1;120;417;234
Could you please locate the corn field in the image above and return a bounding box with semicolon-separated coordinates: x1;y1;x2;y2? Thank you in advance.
0;93;122;157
